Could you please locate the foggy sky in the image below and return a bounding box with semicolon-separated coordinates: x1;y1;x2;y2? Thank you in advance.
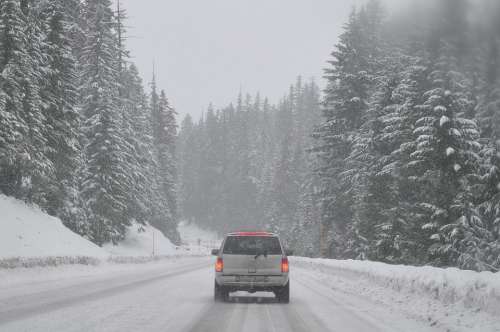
119;0;368;120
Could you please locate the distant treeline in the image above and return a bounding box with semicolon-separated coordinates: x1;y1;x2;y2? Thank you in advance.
178;79;321;256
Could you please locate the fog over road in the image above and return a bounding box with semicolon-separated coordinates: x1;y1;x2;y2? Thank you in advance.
0;257;438;332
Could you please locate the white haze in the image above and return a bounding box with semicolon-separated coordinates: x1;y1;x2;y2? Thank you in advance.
118;0;371;119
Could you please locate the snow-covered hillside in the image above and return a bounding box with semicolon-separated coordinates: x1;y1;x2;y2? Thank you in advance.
103;223;178;257
0;195;192;263
0;195;107;259
177;220;221;253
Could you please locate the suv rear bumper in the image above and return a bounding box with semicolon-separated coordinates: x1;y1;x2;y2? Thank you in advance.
215;274;288;290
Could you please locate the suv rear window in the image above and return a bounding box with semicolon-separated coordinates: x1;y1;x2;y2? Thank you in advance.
223;236;282;255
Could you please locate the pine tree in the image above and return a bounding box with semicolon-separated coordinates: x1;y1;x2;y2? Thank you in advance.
475;141;500;270
351;66;403;261
160;90;179;241
178;114;197;222
150;72;179;243
289;81;322;256
113;3;152;231
119;64;152;225
473;18;500;271
39;0;82;225
411;44;481;266
340;0;387;260
372;55;430;264
268;103;298;238
20;1;54;206
0;0;51;204
314;7;373;258
62;0;85;81
0;0;27;198
80;0;130;245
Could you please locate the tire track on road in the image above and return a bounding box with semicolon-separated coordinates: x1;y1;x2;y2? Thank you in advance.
0;262;210;325
186;301;242;332
292;267;403;332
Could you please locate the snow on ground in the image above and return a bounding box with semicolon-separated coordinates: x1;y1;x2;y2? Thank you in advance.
1;202;497;332
0;195;209;265
103;223;178;257
292;257;500;332
0;195;107;259
0;256;439;332
0;256;210;294
177;220;221;254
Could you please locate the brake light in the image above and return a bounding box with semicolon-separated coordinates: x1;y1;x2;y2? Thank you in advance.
281;257;289;273
231;231;272;236
215;257;223;272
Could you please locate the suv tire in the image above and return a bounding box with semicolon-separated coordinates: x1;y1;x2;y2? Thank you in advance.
214;280;229;302
277;281;290;303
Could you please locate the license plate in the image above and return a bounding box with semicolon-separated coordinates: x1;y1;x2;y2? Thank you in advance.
236;276;268;282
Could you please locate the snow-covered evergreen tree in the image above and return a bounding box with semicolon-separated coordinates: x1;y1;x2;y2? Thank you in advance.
149;73;180;244
119;64;151;226
410;45;481;266
473;17;500;271
178;114;198;223
0;0;27;198
475;142;500;270
79;0;130;245
372;55;430;264
0;0;52;205
39;0;82;225
21;2;54;206
340;0;387;260
314;6;375;258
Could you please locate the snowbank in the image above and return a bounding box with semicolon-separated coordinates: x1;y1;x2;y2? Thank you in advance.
103;223;178;257
0;195;108;260
292;257;500;319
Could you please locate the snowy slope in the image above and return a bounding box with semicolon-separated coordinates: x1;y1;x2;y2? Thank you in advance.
177;220;221;254
103;220;222;257
0;194;211;264
0;195;107;259
103;223;178;257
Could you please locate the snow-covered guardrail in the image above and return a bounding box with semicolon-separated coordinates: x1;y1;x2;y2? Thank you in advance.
0;256;101;269
0;254;210;269
292;257;500;317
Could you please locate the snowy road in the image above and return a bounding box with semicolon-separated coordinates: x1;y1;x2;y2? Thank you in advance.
0;256;439;332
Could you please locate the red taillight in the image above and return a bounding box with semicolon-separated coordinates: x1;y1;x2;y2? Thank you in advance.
281;257;289;273
230;231;272;236
215;257;223;272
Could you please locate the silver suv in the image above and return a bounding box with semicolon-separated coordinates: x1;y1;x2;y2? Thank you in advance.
211;231;291;303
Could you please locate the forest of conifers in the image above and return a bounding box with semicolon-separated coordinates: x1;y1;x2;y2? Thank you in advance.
0;0;180;245
178;0;500;271
1;0;500;272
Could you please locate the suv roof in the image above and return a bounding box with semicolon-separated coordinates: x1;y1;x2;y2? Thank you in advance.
227;231;277;237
